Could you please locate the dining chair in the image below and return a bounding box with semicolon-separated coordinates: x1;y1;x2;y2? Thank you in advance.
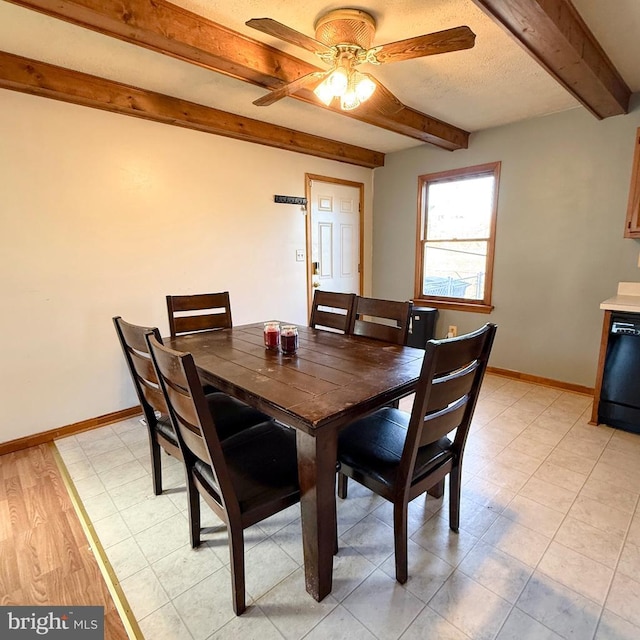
113;316;267;495
350;296;413;408
113;317;180;495
309;289;356;333
350;296;412;345
146;334;301;615
166;291;233;338
336;323;497;583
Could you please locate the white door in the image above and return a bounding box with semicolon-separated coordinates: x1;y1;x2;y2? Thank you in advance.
308;177;362;300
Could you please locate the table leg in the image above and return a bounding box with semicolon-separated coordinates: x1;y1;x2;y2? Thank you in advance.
295;428;337;601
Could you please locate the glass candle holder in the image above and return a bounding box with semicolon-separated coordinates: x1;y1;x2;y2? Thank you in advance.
280;325;299;355
263;322;280;350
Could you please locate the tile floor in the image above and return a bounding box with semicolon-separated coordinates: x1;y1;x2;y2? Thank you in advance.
54;374;640;640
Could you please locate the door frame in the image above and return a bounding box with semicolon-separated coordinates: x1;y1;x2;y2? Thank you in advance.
305;173;365;316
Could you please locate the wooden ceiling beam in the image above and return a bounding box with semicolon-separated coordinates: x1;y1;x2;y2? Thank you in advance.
0;51;385;168
6;0;470;150
471;0;631;119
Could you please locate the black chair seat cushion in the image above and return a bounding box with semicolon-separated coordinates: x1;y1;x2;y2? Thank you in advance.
194;421;299;513
155;393;266;445
155;415;179;446
204;392;270;440
338;407;453;490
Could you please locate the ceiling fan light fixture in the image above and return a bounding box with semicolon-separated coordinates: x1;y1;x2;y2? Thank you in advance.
327;67;349;96
355;73;376;102
343;73;358;110
340;91;360;111
314;66;376;110
314;78;335;105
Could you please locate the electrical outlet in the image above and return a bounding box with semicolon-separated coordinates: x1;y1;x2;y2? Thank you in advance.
448;325;458;338
296;249;305;262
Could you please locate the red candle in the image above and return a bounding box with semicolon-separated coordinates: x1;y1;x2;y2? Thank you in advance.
264;322;280;350
280;325;299;355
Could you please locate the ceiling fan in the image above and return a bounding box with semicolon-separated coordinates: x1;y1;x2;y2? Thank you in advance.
246;9;476;113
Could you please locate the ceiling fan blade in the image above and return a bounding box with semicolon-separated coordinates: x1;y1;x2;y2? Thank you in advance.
371;26;476;64
253;71;327;107
365;76;405;116
246;18;334;56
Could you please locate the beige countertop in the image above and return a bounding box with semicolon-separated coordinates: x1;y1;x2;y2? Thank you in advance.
601;282;640;312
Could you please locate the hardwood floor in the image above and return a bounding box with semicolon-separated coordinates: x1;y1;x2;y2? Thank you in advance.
0;443;129;639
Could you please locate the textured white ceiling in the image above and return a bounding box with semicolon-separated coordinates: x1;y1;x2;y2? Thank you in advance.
1;0;638;154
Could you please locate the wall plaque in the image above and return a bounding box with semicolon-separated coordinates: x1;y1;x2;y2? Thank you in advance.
274;195;307;205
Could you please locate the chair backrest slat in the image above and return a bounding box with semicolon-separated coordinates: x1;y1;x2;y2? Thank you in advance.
129;348;158;383
173;313;231;335
167;291;233;338
418;397;468;447
165;382;202;432
350;297;411;345
425;363;478;414
432;335;489;376
139;377;169;416
312;309;351;332
351;320;403;344
309;290;356;334
180;427;213;468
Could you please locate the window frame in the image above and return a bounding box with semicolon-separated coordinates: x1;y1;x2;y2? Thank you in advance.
413;161;500;314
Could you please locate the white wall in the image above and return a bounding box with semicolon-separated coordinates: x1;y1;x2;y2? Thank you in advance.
0;90;374;443
372;95;640;388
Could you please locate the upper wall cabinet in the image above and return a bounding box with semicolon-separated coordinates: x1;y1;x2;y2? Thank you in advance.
625;127;640;238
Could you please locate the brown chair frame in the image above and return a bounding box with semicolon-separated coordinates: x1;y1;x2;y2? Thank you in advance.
166;291;233;338
146;334;300;615
350;296;412;345
309;290;356;334
337;323;497;583
113;316;181;495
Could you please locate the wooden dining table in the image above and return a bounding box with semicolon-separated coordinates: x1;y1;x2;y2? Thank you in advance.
168;322;425;601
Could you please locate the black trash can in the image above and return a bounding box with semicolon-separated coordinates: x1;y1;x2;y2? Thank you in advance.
406;306;438;348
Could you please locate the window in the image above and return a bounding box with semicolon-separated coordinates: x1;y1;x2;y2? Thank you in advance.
414;162;500;313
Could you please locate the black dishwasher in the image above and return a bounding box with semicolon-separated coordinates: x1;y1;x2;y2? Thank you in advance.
599;312;640;434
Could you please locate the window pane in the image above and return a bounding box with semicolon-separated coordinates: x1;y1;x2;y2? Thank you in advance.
426;175;494;240
423;241;487;300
